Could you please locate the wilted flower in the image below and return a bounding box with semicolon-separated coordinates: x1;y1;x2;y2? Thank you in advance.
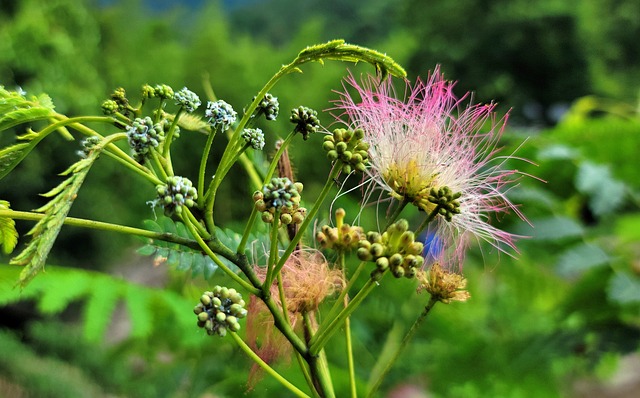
417;263;470;303
334;68;526;270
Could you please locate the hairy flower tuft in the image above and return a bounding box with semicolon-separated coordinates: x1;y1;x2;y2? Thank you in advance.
335;69;527;271
417;263;470;303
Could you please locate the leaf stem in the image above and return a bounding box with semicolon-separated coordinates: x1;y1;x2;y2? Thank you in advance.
366;297;439;397
229;332;311;398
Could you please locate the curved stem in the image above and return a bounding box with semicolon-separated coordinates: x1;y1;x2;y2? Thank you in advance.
366;297;439;397
273;165;341;276
415;205;442;236
309;277;379;356
237;205;259;255
229;332;311;398
181;213;259;295
385;198;409;230
198;128;218;205
265;211;281;289
1;209;197;248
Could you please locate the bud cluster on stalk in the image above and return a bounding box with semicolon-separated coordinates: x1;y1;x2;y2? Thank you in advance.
194;286;248;337
156;176;197;216
126;116;163;164
290;106;320;140
253;177;306;225
322;128;369;174
425;186;462;222
316;208;364;252
357;219;424;280
253;92;279;121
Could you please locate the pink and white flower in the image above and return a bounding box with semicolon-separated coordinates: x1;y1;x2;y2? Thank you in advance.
333;68;527;271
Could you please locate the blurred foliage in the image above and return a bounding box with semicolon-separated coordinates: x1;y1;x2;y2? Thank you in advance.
1;0;639;397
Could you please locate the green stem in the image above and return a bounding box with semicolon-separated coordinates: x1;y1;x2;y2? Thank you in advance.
337;254;357;398
263;131;296;184
229;332;311;398
309;277;379;356
295;352;321;398
303;312;335;398
237;205;259;255
1;209;197;248
415;205;442;236
366;297;439;397
324;260;366;324
265;210;281;288
181;213;259;295
197;128;218;205
385;198;409;230
273;165;341;276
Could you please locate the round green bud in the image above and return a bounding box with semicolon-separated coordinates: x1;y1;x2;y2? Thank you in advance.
229;322;241;332
216;312;227;322
392;265;405;278
197;312;210;322
389;253;403;267
262;211;274;223
212;297;222;307
370;243;385;258
376;257;389;270
200;294;212;306
193;304;204;315
327;150;338;161
357;247;372;261
323;141;335;151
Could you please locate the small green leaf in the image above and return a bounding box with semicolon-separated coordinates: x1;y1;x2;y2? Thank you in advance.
167;249;181;268
556;243;609;277
515;216;584;241
191;253;204;278
125;285;154;339
607;272;640;304
203;257;217;280
136;244;157;256
176;252;192;271
575;162;627;217
83;275;122;342
0;107;52;132
0;201;18;254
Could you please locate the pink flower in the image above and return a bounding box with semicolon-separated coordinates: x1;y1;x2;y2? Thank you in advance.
333;68;527;271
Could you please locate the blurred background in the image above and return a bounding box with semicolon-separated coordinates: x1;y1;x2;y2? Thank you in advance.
0;0;639;397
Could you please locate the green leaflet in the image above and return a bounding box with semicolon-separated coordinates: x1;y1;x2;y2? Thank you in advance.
9;139;107;287
0;265;195;342
0;200;18;254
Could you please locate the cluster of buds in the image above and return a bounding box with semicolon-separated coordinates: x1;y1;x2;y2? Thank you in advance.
205;100;237;131
322;128;369;174
253;177;306;225
290;106;320;140
194;286;248;337
156;176;197;216
174;87;201;113
417;263;470;303
357;219;424;280
241;128;265;150
316;208;364;252
253;92;279;121
77;136;102;158
101;87;129;116
425;186;462;221
126;116;163;163
153;84;174;100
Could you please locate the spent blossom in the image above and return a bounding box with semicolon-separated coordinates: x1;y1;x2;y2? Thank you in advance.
334;68;526;271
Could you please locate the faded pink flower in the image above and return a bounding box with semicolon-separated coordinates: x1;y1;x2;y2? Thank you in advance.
333;68;527;271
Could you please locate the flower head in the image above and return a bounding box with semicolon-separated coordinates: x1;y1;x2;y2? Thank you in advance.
334;68;526;271
205;100;237;131
174;87;201;112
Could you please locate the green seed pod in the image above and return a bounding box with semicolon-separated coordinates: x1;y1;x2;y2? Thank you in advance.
392;265;405;278
357;247;372;261
216;312;227;322
389;253;403;267
262;211;274;223
200;294;212;306
370;243;385;258
376;257;389;271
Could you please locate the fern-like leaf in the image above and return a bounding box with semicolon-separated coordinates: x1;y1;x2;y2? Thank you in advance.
0;265;195;343
137;216;219;279
9;139;108;287
0;200;18;254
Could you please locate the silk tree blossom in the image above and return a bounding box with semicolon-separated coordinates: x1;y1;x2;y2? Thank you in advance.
333;68;527;271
